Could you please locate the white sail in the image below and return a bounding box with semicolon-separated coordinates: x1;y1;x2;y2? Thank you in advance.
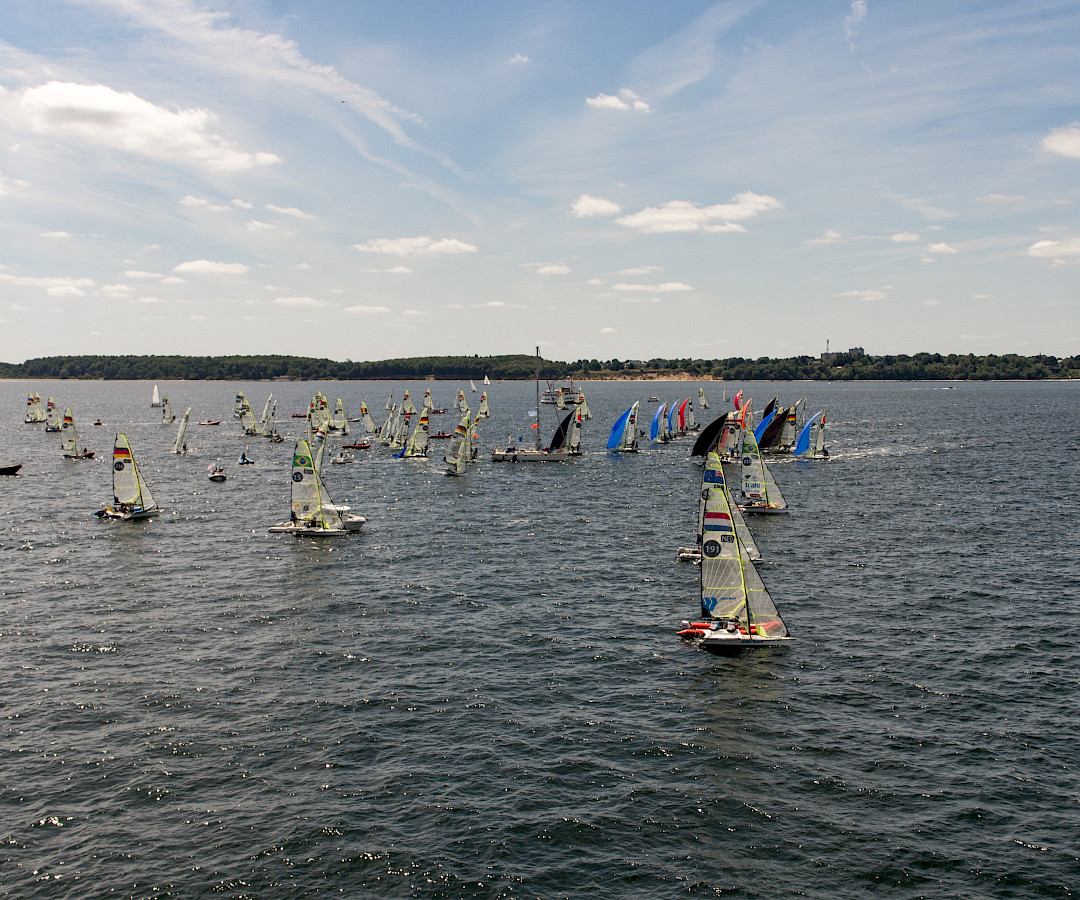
379;406;397;444
240;400;258;434
162;396;172;423
696;454;759;560
477;392;490;419
25;393;46;423
385;392;394;411
61;408;79;455
45;398;61;432
259;394;274;430
151;384;161;407
483;375;490;386
699;452;787;637
813;409;827;457
422;387;434;411
234;391;246;418
111;434;158;517
290;440;334;528
444;411;472;475
332;398;349;434
454;390;466;411
740;428;787;511
173;407;192;453
402;390;417;415
402;411;430;457
360;401;378;434
470;380;477;392
699;386;709;410
568;407;584;453
390;411;411;450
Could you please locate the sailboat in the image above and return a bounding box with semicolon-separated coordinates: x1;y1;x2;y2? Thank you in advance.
45;398;61;432
401;390;417;416
677;451;791;654
678;449;760;562
492;348;583;461
443;410;473;475
240;398;260;435
173;407;192;454
24;393;46;424
151;384;162;407
422;387;434;412
699;386;710;410
268;439;365;535
397;410;430;458
483;374;491;386
795;409;828;459
690;412;729;458
470;380;478;393
234;391;246;418
477;392;490;419
61;408;94;459
607;402;640;452
650;403;667;443
738;427;788;513
95;434;159;520
360;402;379;434
162;395;173;423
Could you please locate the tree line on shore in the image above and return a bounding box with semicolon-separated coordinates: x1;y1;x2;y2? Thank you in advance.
1;351;1077;381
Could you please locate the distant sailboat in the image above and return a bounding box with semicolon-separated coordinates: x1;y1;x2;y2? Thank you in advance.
151;384;162;407
677;450;791;654
61;408;94;459
492;348;584;461
470;380;478;393
444;410;473;476
95;434;159;520
483;374;491;386
45;398;61;432
173;407;192;454
161;395;173;423
699;386;710;410
607;402;640;452
360;401;378;434
477;392;490;419
24;393;46;424
398;410;430;458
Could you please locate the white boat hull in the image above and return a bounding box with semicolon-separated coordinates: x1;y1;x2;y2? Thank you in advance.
491;447;575;462
268;515;366;535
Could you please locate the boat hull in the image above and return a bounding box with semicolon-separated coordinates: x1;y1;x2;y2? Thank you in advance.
491;448;574;462
0;464;22;476
268;515;365;535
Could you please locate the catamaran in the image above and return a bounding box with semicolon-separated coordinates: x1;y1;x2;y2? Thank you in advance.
795;409;828;459
607;402;640;452
173;407;192;454
738;427;788;513
24;393;46;424
61;408;94;459
678;449;760;562
677;450;791;654
95;434;159;520
268;439;365;535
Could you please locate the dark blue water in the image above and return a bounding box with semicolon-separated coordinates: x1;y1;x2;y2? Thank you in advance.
1;379;1078;898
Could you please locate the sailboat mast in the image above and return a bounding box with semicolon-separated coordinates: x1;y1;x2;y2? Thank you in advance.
535;346;541;451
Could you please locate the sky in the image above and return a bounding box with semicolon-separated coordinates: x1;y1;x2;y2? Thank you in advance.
1;0;1079;364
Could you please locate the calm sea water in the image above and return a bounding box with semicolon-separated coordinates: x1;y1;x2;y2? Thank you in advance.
1;378;1078;899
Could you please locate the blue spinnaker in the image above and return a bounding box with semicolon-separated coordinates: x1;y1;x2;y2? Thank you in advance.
607;407;633;450
753;411;776;444
794;410;823;456
650;403;665;442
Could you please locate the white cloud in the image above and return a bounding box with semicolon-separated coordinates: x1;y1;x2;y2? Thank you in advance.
6;81;280;172
189;314;207;323
585;88;650;112
124;270;162;279
0;272;94;296
274;296;327;307
385;265;413;275
1041;124;1080;159
840;288;887;302
891;232;921;242
619;296;662;304
615;266;663;276
173;259;250;274
180;195;228;211
923;298;941;306
290;262;311;270
161;276;186;284
926;242;958;254
232;198;254;209
98;283;133;297
267;204;314;220
522;262;570;275
1027;237;1080;261
979;194;1025;203
845;0;867;52
401;309;424;316
40;230;73;239
612;282;693;292
245;220;274;231
508;53;530;64
896;197;956;220
600;326;617;333
571;195;621;218
804;229;843;246
344;305;391;314
616;192;781;234
135;296;165;304
353;236;478;256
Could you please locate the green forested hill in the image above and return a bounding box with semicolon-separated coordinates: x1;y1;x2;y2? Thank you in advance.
0;352;1077;381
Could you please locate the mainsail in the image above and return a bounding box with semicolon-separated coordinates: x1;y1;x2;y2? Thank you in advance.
61;408;82;457
111;434;157;515
696;453;760;560
162;396;172;423
360;402;378;434
444;411;472;475
173;407;192;453
25;393;46;424
699;452;788;636
740;428;788;511
290;439;335;529
699;386;710;410
400;410;430;458
45;398;61;432
477;392;490;419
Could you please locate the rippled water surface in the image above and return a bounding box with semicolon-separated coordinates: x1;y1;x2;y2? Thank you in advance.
1;378;1078;898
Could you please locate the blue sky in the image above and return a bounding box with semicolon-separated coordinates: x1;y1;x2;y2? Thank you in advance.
1;0;1078;363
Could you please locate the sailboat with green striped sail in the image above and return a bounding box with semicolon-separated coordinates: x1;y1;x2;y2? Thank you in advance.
269;439;365;535
678;450;790;653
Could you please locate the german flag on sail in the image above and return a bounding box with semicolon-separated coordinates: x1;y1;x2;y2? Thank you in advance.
703;511;733;532
114;446;131;459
